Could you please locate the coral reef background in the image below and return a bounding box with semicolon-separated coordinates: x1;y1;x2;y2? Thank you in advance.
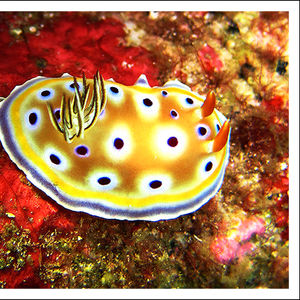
0;11;290;289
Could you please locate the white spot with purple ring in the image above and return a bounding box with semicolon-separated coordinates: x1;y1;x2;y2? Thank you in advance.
135;94;160;119
44;147;69;171
37;88;55;101
177;94;199;109
74;145;90;157
161;90;168;97
197;156;217;180
215;122;221;133
65;81;83;93
107;84;124;104
196;123;211;140
24;108;41;130
170;109;179;119
105;125;132;161
88;170;119;191
153;125;187;159
138;173;172;195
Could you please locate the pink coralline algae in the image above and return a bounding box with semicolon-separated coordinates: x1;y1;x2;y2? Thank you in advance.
0;13;160;97
210;216;266;264
197;44;224;75
0;155;60;236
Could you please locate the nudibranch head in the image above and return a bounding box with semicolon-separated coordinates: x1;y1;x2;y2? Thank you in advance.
0;72;230;221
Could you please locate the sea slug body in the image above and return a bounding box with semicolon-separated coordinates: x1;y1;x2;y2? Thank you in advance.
0;72;230;221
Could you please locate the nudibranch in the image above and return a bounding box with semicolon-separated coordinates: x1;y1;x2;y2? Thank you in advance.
0;72;230;221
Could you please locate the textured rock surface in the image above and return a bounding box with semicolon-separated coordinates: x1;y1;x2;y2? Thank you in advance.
0;11;289;288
